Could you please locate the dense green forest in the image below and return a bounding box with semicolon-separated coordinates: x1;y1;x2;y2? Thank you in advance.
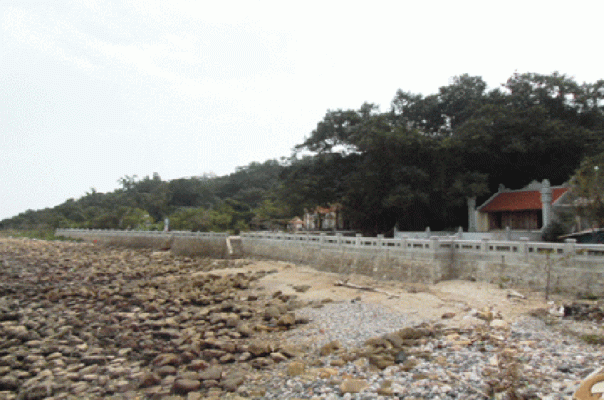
3;72;604;235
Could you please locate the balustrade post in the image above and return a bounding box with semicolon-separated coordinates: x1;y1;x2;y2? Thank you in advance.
520;237;529;262
564;238;577;262
481;238;490;253
356;233;362;247
430;236;440;259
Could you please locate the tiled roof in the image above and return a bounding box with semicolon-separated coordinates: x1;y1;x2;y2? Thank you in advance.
480;188;569;212
315;205;338;214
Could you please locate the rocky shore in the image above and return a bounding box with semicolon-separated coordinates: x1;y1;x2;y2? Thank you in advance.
1;237;603;399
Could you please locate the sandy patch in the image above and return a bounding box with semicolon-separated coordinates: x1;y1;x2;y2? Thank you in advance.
206;259;565;328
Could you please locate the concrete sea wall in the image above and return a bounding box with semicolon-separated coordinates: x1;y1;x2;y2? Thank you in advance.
56;229;229;258
56;229;604;296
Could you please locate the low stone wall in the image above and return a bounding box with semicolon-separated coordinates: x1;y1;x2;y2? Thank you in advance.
240;232;604;296
56;229;604;296
241;238;444;283
452;250;604;297
55;229;230;258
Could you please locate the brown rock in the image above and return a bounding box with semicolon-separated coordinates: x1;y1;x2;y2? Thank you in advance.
490;319;509;329
178;371;200;381
202;379;219;388
287;361;306;376
293;284;311;293
264;305;281;320
236;323;252;337
383;332;404;348
188;359;209;371
0;375;19;391
400;358;419;372
221;374;245;392
248;341;273;357
330;359;346;367
139;372;161;388
156;365;177;376
279;344;304;358
270;352;288;363
397;327;428;340
320;340;342;356
250;357;274;369
225;314;240;328
198;366;222;381
173;378;201;394
377;380;394;396
277;312;296;327
153;353;181;367
317;367;339;379
340;379;368;394
369;354;395;369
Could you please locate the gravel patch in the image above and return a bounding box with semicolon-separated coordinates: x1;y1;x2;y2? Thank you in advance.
289;301;416;348
241;303;604;400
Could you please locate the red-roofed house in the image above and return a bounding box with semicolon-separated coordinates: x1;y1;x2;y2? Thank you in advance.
288;217;305;232
475;180;570;232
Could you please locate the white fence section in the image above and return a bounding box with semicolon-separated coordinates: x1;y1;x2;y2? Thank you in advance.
56;228;228;239
241;231;604;261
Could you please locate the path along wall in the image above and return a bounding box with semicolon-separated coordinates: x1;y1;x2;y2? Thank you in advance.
56;229;604;296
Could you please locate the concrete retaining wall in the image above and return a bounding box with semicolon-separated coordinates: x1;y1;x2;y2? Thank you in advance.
56;229;230;258
56;229;604;296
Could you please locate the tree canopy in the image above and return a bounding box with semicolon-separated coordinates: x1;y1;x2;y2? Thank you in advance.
3;72;603;235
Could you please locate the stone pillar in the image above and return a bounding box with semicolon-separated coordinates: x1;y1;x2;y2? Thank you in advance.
467;197;477;232
541;179;552;230
430;236;440;257
425;227;431;239
564;238;577;256
401;235;408;253
377;234;384;248
356;233;362;247
519;237;529;262
564;238;577;266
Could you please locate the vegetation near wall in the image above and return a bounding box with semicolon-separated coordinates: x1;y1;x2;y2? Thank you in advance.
2;72;603;236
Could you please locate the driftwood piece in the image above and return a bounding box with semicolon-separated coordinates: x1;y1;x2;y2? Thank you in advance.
506;290;526;300
334;280;402;298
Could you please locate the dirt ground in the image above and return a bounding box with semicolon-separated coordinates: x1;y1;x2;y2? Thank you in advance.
204;258;565;327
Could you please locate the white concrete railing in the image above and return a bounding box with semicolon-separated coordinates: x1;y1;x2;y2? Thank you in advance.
56;228;228;239
241;231;604;261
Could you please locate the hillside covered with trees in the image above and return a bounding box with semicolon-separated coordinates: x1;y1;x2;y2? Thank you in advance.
3;72;604;235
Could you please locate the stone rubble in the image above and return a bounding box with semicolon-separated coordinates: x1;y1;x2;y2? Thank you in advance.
0;238;309;399
1;237;604;400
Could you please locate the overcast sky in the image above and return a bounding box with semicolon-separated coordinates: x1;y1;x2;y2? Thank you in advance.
2;0;603;221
